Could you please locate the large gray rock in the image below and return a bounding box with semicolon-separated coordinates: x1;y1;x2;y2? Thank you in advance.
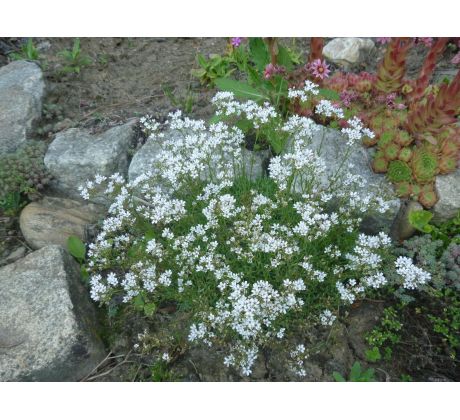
0;245;105;381
128;130;267;183
44;122;136;199
0;61;45;154
19;196;105;250
323;37;375;68
433;169;460;223
290;126;400;233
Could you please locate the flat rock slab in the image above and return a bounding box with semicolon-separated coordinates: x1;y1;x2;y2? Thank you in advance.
290;125;400;234
44;122;136;200
0;245;105;381
323;37;375;68
19;196;105;250
0;61;45;154
433;169;460;223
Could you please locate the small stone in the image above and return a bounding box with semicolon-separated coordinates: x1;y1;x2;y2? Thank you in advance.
323;37;375;68
19;196;104;250
0;245;105;381
390;200;423;242
0;61;45;154
44;121;136;200
3;246;26;264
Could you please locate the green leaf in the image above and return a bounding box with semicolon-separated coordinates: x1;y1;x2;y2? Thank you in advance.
267;130;287;154
333;372;346;382
249;37;270;72
144;302;157;317
133;294;144;311
67;235;86;261
214;78;269;101
350;361;362;381
197;53;208;68
319;88;341;101
365;347;381;362
408;209;433;233
276;45;294;71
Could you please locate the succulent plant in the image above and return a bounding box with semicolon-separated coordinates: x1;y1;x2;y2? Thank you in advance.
441;240;460;290
384;142;401;160
372;156;389;173
0;141;52;209
387;160;412;183
375;37;413;93
412;147;438;183
439;155;458;174
410;183;421;198
395;181;411;198
398;147;413;162
418;184;438;208
395;130;413;147
377;130;396;148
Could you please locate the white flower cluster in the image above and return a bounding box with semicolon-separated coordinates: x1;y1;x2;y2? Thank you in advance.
341;116;375;146
315;99;344;119
287;80;320;102
289;344;309;377
395;256;431;289
82;92;428;377
319;309;337;326
212;91;278;129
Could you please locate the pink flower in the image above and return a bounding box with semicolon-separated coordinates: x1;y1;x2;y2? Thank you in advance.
376;37;391;45
230;37;243;47
263;63;285;80
308;59;330;80
452;51;460;65
416;37;434;48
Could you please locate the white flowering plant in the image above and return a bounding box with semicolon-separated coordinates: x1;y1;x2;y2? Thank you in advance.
81;83;431;378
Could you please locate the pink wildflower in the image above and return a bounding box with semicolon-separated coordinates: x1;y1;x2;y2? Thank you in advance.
263;63;285;80
230;37;243;47
376;37;391;45
452;51;460;65
416;37;434;48
308;59;330;80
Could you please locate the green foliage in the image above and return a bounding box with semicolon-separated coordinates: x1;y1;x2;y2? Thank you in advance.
412;148;438;184
150;360;173;382
427;289;460;356
333;362;376;382
67;235;89;282
408;209;434;233
8;38;40;61
162;83;195;114
366;307;403;361
57;38;92;75
365;346;382;362
386;160;412;183
0;142;51;216
215;78;270;102
191;53;236;86
67;235;86;262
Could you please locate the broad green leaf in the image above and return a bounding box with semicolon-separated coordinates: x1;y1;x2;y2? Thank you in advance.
249;37;270;72
333;372;346;382
276;45;294;71
408;209;433;233
365;347;381;362
197;53;207;68
319;88;341;101
67;235;86;261
133;294;144;311
215;78;269;101
350;361;362;380
144;302;157;317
